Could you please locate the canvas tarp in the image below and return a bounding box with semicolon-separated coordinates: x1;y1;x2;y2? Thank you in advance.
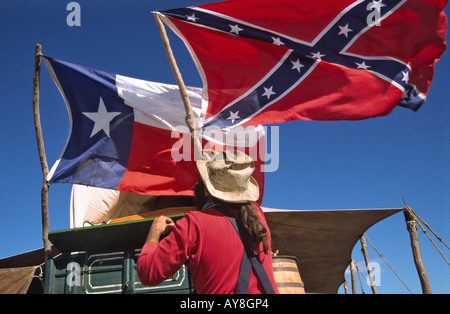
0;247;60;294
263;207;403;293
0;267;36;294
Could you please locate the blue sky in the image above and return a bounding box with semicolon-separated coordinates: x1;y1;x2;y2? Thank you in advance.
0;0;449;293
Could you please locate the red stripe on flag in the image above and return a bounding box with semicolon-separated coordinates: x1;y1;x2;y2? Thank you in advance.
118;122;266;203
118;122;199;196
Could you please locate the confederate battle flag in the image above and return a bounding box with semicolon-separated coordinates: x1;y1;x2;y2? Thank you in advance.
158;0;447;129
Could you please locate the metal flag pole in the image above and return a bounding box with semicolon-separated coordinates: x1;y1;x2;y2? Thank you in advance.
153;11;205;161
32;43;51;262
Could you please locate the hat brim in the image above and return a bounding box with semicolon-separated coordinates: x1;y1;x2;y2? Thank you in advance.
197;160;260;203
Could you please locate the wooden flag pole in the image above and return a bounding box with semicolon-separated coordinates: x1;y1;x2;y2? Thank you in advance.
153;12;204;161
32;43;51;262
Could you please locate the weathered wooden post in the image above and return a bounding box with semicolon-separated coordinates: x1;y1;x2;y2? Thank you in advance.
403;210;432;294
360;235;377;294
32;43;51;262
350;260;357;294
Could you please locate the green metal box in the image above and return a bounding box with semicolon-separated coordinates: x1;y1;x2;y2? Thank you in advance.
44;214;194;294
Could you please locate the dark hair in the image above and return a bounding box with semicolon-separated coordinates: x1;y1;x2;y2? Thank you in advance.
194;180;269;255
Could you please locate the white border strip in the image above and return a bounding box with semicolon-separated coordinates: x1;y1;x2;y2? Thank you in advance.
42;57;74;182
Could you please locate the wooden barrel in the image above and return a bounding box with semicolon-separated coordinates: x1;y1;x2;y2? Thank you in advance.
272;256;305;294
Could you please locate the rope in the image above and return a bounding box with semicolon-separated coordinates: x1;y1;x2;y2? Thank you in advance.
404;205;450;266
363;235;413;294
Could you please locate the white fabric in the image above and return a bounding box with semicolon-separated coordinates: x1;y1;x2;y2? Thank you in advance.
70;185;157;228
115;75;204;131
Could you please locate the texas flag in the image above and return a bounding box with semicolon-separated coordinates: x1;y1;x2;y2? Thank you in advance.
43;57;266;199
158;0;447;129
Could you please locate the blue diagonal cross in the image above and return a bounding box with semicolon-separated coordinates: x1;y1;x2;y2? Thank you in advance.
162;0;422;129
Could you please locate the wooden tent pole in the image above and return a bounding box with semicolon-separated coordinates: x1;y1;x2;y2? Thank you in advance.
403;210;432;294
32;43;51;262
350;260;357;294
360;235;378;294
153;12;204;161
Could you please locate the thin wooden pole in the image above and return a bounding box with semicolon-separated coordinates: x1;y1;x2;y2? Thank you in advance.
153;12;204;161
360;235;378;294
343;281;348;294
350;260;357;294
404;210;432;294
32;43;51;262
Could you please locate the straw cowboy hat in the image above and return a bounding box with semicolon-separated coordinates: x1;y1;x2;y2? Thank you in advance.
196;150;259;203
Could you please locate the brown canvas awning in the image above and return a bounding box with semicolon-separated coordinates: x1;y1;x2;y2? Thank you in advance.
263;207;403;293
0;247;60;294
0;267;37;294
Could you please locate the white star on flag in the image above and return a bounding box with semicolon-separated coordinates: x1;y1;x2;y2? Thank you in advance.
226;110;240;123
272;37;285;46
338;23;353;38
311;51;325;60
229;24;243;35
262;86;276;99
186;14;198;22
355;61;371;70
82;97;121;138
291;59;305;73
402;70;409;83
370;0;386;12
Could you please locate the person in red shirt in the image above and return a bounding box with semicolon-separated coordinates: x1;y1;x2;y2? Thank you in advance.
137;150;279;294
